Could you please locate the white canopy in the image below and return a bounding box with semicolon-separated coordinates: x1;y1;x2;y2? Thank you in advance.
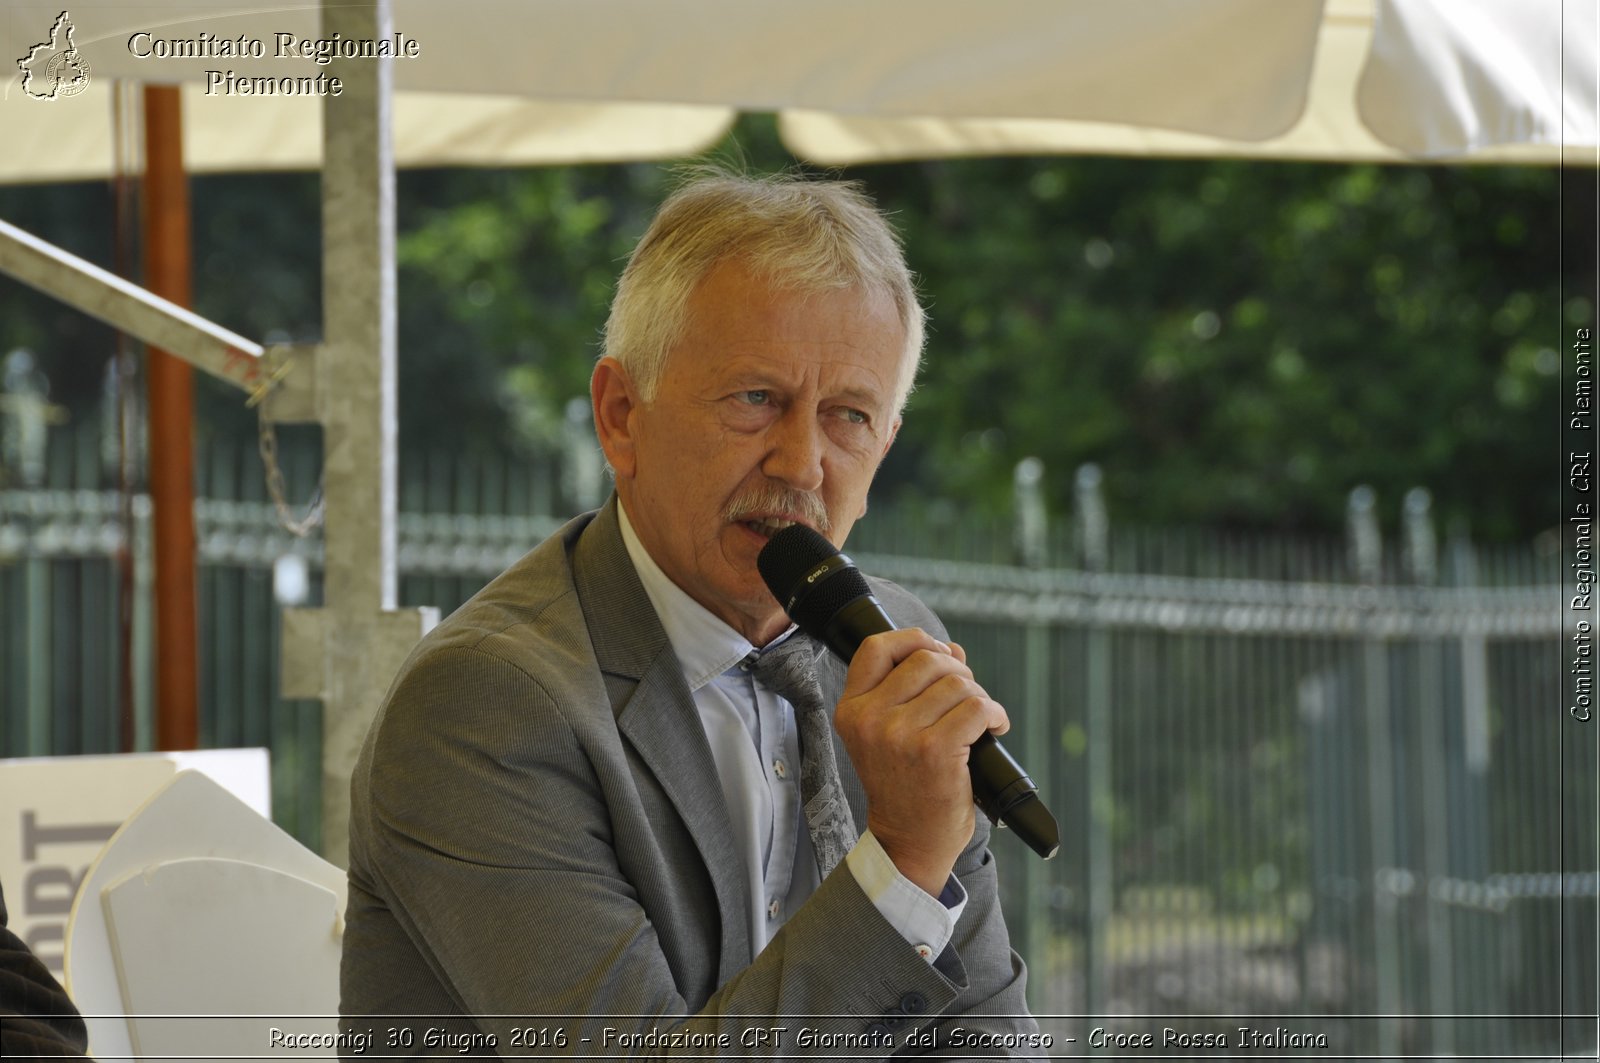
1;0;1591;183
787;0;1599;164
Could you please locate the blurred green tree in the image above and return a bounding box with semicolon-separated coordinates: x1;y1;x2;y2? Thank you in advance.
0;114;1571;541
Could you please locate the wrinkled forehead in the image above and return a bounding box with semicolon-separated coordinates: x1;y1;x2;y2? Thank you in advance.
670;264;914;402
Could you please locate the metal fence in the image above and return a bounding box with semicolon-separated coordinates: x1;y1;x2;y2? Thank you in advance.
0;415;1591;1056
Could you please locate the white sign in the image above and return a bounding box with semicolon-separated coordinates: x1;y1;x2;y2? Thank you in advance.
0;749;270;975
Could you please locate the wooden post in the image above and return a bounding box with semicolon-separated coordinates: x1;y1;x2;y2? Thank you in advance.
142;84;199;751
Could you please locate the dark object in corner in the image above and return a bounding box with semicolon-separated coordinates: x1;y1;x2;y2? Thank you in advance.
1;879;91;1058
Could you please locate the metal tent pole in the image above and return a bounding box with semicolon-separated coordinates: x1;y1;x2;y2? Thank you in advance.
279;0;436;865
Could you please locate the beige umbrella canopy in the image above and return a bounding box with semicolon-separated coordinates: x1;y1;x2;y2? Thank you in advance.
3;0;1319;122
0;0;1592;182
3;0;1567;185
0;82;738;180
787;0;1599;165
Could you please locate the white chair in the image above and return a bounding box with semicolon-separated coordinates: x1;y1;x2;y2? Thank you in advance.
64;770;346;1061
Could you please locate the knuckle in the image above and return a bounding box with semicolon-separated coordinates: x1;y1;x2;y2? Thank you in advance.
936;673;972;700
911;730;943;760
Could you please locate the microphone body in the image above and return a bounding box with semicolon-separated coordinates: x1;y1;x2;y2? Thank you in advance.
758;528;1060;860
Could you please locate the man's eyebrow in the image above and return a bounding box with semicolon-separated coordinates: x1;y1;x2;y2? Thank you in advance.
833;386;888;411
713;365;888;409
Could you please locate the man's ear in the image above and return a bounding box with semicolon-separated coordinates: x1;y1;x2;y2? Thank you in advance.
591;357;640;481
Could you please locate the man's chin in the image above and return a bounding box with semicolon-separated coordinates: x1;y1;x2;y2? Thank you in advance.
707;579;789;642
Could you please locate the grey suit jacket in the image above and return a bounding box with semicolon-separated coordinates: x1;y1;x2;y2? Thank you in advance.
340;499;1039;1057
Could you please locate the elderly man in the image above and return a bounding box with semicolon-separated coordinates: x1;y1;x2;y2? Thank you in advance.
340;173;1040;1056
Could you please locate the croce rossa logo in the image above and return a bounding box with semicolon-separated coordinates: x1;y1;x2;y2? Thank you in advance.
16;10;92;100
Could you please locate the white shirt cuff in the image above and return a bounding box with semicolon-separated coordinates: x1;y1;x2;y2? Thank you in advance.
844;831;969;964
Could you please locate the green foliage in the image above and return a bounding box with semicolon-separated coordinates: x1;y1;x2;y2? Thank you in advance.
393;165;668;455
0;116;1571;541
863;154;1565;541
383;117;1568;539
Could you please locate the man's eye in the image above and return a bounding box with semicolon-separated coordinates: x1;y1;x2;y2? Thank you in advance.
839;407;869;425
737;390;770;405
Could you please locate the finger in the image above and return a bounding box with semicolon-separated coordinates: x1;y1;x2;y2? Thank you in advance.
901;671;1011;736
983;697;1012;737
855;647;978;715
946;641;968;666
840;628;953;697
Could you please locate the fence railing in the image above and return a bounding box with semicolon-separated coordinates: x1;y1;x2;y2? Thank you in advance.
0;421;1589;1056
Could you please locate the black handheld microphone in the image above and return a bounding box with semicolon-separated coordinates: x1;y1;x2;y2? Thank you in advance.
757;524;1060;860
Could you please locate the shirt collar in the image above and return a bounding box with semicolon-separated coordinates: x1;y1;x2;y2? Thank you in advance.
618;502;795;691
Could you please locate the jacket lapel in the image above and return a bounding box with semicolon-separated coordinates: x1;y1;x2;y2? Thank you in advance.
571;499;754;977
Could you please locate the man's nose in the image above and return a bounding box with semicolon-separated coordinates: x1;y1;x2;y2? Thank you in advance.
762;409;825;492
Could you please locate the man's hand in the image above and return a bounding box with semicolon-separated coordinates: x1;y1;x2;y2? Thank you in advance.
833;629;1010;896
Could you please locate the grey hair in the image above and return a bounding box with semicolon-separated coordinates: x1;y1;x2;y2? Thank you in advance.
602;170;926;414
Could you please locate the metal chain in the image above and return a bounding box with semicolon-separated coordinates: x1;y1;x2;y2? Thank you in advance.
252;348;325;538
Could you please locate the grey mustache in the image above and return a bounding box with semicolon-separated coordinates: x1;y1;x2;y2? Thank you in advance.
724;485;830;535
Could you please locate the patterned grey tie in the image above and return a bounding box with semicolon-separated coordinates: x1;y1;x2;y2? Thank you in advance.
752;635;859;878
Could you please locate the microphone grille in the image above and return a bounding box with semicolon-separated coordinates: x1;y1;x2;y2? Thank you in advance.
757;525;872;628
757;524;836;600
790;559;872;630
